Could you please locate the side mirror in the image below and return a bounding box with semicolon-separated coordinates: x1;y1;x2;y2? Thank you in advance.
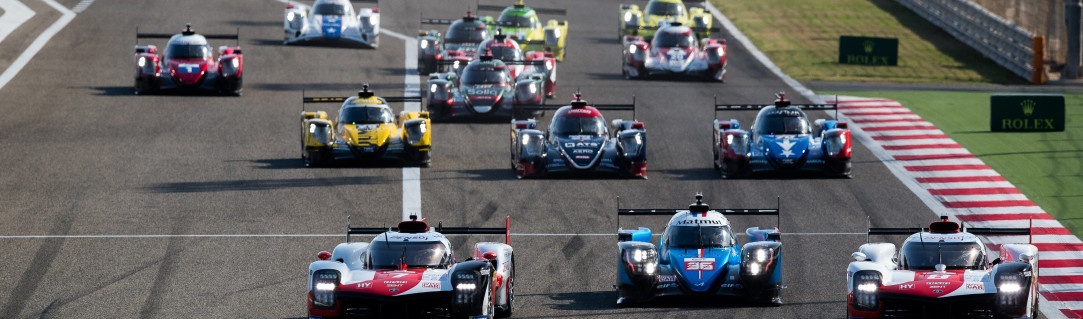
851;252;867;262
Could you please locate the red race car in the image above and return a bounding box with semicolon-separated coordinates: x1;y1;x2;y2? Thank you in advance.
622;21;726;81
133;24;244;95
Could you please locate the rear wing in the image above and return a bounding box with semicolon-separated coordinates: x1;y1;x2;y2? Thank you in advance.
637;25;719;34
346;216;511;244
477;4;567;16
616;195;780;228
865;217;1032;243
135;26;240;45
513;96;636;120
300;88;422;112
421;17;458;25
713;95;839;119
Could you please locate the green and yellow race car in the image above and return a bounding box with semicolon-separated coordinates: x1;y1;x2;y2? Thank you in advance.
479;0;569;61
619;0;714;40
300;85;432;167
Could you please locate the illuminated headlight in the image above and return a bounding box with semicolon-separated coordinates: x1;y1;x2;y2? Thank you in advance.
852;270;881;311
430;83;437;93
698;16;709;26
528;83;537;94
420;39;428;49
138;57;146;67
455;283;476;290
315;282;335;291
309;123;317;134
839;132;847;144
552;28;561;39
726;134;733;145
287;11;295;22
545;60;554;70
717;47;725;57
311;270;339;308
452;60;460;69
857;282;878;293
624;12;633;22
628;45;637;54
231;58;239;68
644;262;656;274
999;282;1021;293
419;122;427;134
747;262;760;275
633;249;647;262
755;249;767;262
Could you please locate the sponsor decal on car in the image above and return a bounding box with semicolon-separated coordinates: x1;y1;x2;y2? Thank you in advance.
422;281;441;289
966;283;984;290
684;258;715;271
899;283;914;289
657;275;676;282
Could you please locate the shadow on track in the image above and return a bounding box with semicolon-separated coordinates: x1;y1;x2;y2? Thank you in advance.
143;176;391;193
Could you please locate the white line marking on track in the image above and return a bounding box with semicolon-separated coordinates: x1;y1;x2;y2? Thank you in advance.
383;29;423;222
71;0;93;13
0;0;73;91
0;0;35;45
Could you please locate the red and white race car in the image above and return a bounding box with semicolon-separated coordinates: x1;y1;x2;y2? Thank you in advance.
307;215;515;318
848;216;1039;318
133;24;243;95
479;31;557;97
622;21;726;81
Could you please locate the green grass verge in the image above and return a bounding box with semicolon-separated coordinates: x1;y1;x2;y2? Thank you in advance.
825;90;1083;236
710;0;1026;84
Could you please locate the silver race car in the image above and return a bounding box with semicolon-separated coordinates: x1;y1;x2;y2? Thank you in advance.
284;0;380;48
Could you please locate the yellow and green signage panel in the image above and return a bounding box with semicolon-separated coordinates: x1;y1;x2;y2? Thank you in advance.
990;94;1065;132
838;36;897;66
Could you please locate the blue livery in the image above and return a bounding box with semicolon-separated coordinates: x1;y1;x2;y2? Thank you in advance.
615;194;783;305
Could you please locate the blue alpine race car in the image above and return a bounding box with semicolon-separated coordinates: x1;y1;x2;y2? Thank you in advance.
615;194;783;305
712;93;852;178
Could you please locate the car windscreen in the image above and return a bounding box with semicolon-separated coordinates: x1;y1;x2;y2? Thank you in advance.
551;116;606;136
339;106;393;124
647;1;684;16
899;241;985;270
460;65;510;85
167;44;211;59
498;13;537;28
653;30;695;48
314;3;347;15
666;225;732;249
446;22;489;43
755;110;810;135
489;46;523;61
368;241;449;269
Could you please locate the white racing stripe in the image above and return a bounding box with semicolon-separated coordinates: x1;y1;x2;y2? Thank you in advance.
0;0;74;91
71;0;93;13
0;0;35;45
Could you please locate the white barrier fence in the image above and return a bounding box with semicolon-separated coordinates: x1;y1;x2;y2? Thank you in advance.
896;0;1042;83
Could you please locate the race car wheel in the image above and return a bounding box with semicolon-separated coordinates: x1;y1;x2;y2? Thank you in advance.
756;283;783;307
496;256;515;318
719;158;739;179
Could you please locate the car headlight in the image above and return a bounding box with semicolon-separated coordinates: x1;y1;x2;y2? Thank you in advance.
430;83;437;93
624;11;633;22
528;83;537;94
231;58;239;68
755;249;767;262
420;39;428;49
852;270;881;311
138;56;146;67
311;270;339;308
999;282;1021;293
287;11;295;22
628;45;637;54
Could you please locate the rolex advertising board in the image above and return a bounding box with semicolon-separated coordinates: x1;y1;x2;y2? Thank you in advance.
990;94;1065;132
838;36;898;66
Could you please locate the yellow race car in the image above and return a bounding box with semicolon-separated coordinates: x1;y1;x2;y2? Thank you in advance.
619;0;714;40
300;85;431;167
479;0;569;61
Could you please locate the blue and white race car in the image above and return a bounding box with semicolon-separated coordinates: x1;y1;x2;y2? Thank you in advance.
712;93;852;178
283;0;380;48
615;194;783;305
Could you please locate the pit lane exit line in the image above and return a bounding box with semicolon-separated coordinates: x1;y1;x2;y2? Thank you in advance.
381;29;423;222
0;232;866;239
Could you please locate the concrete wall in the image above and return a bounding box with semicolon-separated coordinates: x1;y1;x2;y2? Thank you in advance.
969;0;1067;70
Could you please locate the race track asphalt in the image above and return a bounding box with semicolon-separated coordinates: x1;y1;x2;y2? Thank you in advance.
0;0;941;317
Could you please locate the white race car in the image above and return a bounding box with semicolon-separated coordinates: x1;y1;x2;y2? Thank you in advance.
307;215;515;318
284;0;379;48
847;216;1038;318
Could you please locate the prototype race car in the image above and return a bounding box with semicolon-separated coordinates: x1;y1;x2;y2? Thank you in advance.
712;93;852;178
307;215;515;318
848;216;1038;318
283;0;380;48
510;92;646;178
418;11;492;75
426;52;548;121
622;21;727;81
300;85;431;167
478;0;569;61
616;193;783;305
133;24;243;95
478;31;557;97
619;0;714;40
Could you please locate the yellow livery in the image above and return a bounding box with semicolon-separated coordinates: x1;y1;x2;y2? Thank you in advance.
300;85;431;167
619;0;714;40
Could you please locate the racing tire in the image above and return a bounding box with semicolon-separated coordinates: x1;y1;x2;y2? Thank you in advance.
495;256;515;318
756;283;783;307
719;158;740;179
415;150;431;168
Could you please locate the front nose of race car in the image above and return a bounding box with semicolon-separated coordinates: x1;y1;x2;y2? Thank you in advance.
557;136;606;169
317;15;344;39
762;134;810;169
169;59;208;88
462;84;505;113
345;124;390;152
658;47;693;72
670;249;730;293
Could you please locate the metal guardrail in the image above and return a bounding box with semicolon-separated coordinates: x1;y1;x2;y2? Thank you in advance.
896;0;1043;83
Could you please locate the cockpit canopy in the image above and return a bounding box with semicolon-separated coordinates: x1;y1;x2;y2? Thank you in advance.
461;63;511;85
550;114;606;137
313;1;349;15
665;225;733;249
646;0;685;17
339;105;394;125
166;42;211;59
653;29;695;48
447;21;489;43
368;240;451;269
898;241;986;270
498;11;540;28
754;107;811;135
